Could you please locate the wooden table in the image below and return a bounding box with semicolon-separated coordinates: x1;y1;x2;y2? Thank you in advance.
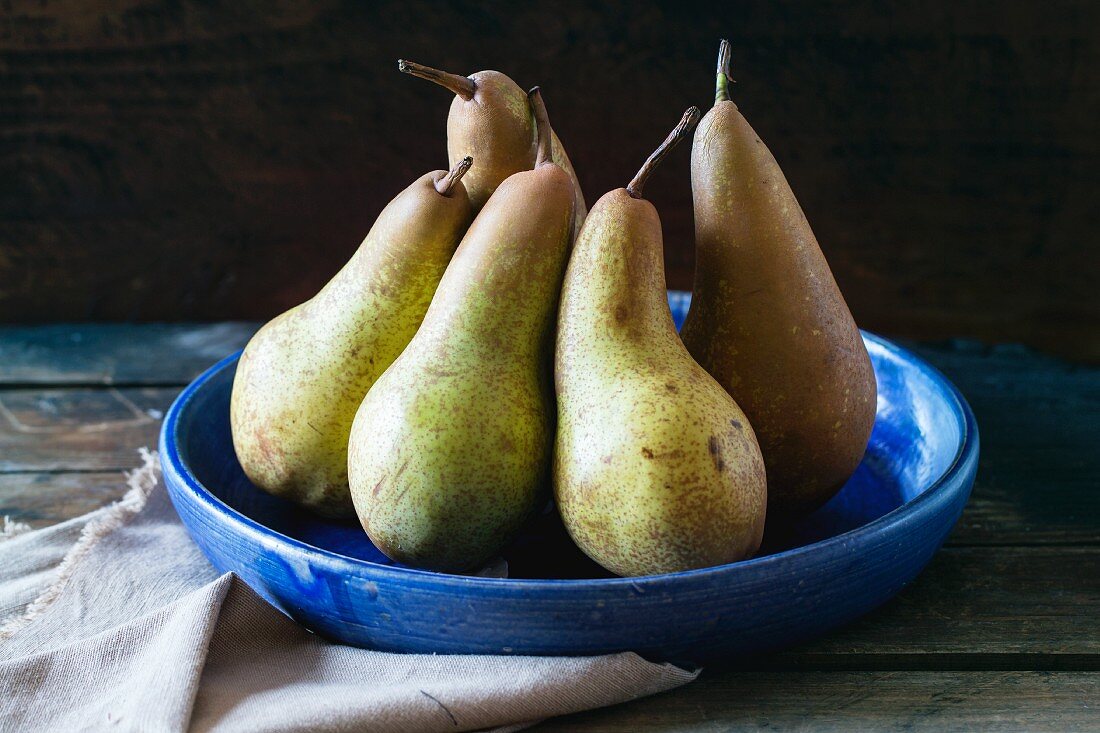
1;324;1096;730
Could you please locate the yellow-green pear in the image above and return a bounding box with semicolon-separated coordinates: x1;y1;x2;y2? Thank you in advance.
555;109;767;577
348;88;575;572
398;59;586;236
679;40;877;518
230;158;475;518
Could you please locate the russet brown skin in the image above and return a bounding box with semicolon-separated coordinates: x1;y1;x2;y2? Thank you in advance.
399;61;587;236
445;70;533;210
680;42;877;519
348;89;575;572
554;110;767;577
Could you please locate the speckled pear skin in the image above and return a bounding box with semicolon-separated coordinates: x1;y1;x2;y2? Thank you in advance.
554;189;767;577
348;163;576;572
680;100;877;519
445;70;587;234
230;171;473;519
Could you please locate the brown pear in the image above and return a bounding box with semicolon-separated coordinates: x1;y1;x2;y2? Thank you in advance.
398;59;586;236
680;40;877;519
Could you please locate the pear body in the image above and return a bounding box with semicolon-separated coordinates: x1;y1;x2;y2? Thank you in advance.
447;70;586;234
230;172;473;518
555;189;767;577
680;101;877;518
348;163;575;572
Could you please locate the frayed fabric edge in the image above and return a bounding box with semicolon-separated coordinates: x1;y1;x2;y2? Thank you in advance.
0;516;32;541
0;448;160;641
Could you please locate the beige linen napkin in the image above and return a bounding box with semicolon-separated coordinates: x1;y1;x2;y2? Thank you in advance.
0;451;697;732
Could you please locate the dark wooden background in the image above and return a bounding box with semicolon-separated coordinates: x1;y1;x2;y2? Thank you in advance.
1;1;1097;361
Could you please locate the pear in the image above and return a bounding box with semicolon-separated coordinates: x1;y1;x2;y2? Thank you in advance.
680;40;877;519
348;88;575;572
554;109;767;578
399;59;586;235
230;158;475;518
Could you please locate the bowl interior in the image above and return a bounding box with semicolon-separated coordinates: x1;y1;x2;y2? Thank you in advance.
173;327;964;580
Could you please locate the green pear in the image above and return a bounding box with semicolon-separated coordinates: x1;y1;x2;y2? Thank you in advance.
679;40;877;518
230;158;475;518
348;88;575;572
555;109;767;577
398;59;586;236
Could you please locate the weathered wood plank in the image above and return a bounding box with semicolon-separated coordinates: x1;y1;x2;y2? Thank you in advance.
535;671;1100;732
909;341;1100;547
0;323;255;386
766;546;1099;668
0;387;174;471
0;472;129;529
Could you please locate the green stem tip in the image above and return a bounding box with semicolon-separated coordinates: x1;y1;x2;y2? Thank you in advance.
626;107;701;199
527;86;554;167
715;38;733;104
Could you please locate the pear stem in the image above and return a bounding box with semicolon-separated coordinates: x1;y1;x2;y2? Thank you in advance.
715;38;733;104
435;156;473;196
397;59;476;101
626;107;701;199
527;86;553;167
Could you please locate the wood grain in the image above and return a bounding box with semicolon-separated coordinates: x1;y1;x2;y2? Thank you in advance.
0;323;256;386
534;671;1100;732
908;341;1100;547
0;1;1097;360
0;471;129;529
0;387;174;471
767;546;1099;669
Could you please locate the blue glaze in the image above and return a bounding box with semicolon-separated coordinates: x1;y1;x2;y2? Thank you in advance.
160;292;979;664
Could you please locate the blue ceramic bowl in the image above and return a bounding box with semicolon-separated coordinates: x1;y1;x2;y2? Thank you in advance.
160;292;978;665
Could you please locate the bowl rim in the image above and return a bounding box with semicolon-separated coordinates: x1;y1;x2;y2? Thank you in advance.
160;330;979;592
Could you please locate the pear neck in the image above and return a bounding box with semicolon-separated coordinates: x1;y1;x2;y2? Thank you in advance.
418;191;572;362
573;197;679;347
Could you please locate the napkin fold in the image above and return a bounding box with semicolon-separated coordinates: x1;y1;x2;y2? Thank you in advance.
0;451;696;732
